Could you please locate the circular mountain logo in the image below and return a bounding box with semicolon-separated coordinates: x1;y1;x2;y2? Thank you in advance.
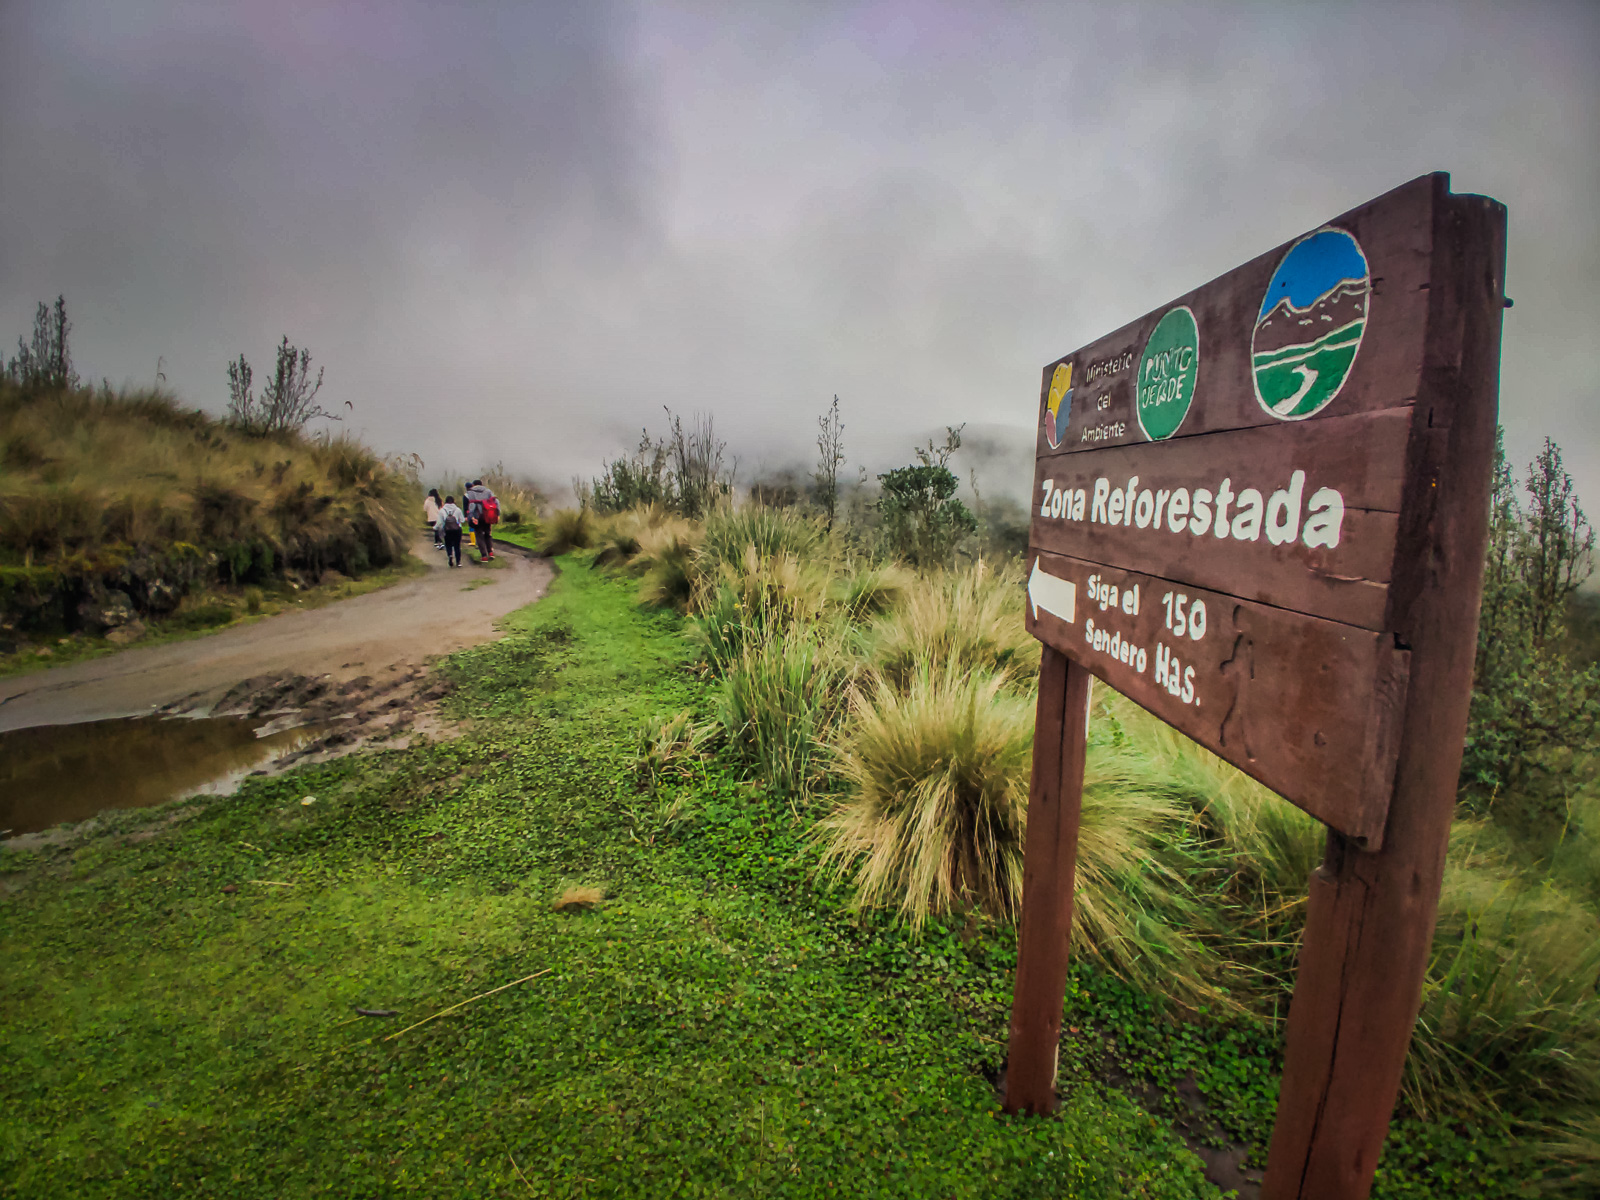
1043;362;1072;449
1252;227;1370;420
1136;306;1199;441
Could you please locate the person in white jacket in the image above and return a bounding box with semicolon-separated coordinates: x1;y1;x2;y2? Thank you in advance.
434;496;467;567
423;489;443;548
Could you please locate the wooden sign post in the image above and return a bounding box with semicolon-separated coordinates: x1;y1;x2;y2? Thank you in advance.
1004;173;1507;1200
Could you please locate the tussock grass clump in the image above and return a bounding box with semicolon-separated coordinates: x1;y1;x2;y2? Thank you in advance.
829;560;913;620
688;547;831;671
717;631;846;800
634;709;715;788
700;505;825;573
634;518;702;610
819;665;1033;928
539;508;595;555
866;561;1038;690
1403;826;1600;1120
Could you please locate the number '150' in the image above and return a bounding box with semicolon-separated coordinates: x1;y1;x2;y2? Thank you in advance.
1161;592;1207;640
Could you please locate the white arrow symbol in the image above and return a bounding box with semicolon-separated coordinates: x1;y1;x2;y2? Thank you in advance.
1028;558;1076;624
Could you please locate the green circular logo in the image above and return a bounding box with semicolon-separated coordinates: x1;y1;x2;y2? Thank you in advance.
1136;306;1199;441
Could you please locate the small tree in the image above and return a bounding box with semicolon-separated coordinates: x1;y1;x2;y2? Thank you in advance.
665;407;733;519
585;429;672;513
226;336;336;435
1463;432;1600;813
877;425;976;568
5;295;77;390
813;395;845;530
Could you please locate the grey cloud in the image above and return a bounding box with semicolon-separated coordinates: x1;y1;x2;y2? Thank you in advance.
2;0;1597;513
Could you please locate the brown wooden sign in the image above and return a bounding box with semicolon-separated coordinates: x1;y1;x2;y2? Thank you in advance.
1005;173;1507;1200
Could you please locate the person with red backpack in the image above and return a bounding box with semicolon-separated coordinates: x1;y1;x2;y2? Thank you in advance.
463;479;499;561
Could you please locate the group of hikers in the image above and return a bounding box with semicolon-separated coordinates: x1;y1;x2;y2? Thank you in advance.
422;481;498;567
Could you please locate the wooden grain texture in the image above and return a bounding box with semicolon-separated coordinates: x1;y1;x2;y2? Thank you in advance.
1261;180;1506;1199
1025;551;1409;844
1036;174;1436;458
1003;647;1092;1116
1030;407;1413;631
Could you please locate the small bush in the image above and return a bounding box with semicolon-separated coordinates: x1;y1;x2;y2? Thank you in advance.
170;600;234;630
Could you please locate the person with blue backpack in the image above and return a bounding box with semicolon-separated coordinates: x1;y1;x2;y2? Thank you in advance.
434;495;467;567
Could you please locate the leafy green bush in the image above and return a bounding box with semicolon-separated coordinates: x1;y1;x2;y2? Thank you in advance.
1463;434;1600;823
876;427;976;568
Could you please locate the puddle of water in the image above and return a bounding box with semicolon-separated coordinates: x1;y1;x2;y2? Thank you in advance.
0;716;323;838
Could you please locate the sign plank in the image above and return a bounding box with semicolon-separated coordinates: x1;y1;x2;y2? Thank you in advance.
1027;173;1453;837
1032;407;1412;631
1025;551;1408;844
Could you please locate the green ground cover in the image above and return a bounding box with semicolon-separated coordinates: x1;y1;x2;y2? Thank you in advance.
0;562;1537;1197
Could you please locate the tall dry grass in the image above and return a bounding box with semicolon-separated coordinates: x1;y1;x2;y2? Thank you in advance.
819;664;1033;928
865;560;1039;690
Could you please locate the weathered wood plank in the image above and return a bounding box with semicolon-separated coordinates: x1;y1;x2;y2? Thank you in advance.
1030;407;1413;631
1024;550;1409;844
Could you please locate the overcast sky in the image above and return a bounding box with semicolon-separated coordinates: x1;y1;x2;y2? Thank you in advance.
2;0;1596;506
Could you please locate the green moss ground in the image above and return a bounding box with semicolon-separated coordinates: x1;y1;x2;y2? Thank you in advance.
0;562;1528;1198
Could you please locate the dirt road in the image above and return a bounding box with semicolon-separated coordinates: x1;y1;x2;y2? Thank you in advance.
0;542;552;733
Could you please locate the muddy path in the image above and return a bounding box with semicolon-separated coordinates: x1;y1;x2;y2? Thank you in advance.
0;540;552;734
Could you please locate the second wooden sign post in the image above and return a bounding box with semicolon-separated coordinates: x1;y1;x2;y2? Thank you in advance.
1003;173;1507;1200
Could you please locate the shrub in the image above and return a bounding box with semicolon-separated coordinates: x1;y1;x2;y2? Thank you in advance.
877;427;976;568
1463;433;1600;821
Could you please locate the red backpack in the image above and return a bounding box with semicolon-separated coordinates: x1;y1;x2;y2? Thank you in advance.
482;495;499;525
